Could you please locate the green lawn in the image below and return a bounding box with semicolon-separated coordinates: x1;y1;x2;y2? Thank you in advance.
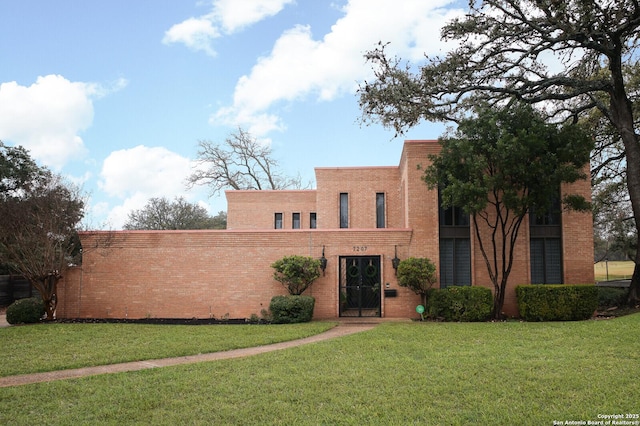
594;260;634;281
0;322;336;377
1;315;639;425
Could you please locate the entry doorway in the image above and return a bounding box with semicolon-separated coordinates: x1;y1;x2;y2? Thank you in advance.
339;256;381;317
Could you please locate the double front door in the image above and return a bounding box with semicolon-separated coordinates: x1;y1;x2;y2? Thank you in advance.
339;256;381;317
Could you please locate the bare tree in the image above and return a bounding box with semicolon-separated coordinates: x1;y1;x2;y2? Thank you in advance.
187;128;305;196
124;197;226;230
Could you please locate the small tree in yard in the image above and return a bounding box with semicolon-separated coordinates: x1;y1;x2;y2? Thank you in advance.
396;257;437;306
271;255;321;295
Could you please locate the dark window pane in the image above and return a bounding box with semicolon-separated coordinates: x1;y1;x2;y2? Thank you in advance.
439;239;454;287
545;239;562;284
292;213;300;229
530;239;545;283
274;213;283;229
455;238;471;285
310;212;317;229
439;188;469;226
530;238;562;284
340;193;348;228
439;238;471;288
531;194;562;226
376;193;385;228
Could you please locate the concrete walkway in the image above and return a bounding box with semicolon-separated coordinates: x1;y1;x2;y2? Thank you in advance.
0;322;377;388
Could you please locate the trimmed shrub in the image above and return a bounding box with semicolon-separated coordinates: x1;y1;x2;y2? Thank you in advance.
271;255;321;295
516;285;598;321
6;297;45;324
396;257;437;304
597;287;628;309
427;286;492;322
269;295;315;324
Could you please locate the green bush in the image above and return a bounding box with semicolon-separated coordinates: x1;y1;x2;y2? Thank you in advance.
269;295;315;324
596;287;628;309
271;255;321;295
6;297;45;324
396;257;437;304
427;286;492;322
516;285;598;321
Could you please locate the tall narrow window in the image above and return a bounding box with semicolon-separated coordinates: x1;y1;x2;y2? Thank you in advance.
438;188;471;287
310;212;317;229
292;212;301;229
376;193;385;228
340;193;349;228
529;193;562;284
274;213;283;229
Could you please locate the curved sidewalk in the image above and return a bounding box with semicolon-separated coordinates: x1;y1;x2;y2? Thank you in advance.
0;323;375;388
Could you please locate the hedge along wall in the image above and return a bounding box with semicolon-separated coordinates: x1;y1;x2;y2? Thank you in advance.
516;284;598;321
57;228;417;320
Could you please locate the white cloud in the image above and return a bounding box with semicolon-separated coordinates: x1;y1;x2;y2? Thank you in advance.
210;0;463;136
0;74;126;170
163;0;294;56
98;145;197;228
162;17;220;57
213;0;295;33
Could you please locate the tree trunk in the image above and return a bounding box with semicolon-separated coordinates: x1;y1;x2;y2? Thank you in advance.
32;275;59;321
608;54;640;306
492;281;508;320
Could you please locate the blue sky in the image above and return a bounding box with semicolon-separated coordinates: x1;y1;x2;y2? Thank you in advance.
0;0;463;229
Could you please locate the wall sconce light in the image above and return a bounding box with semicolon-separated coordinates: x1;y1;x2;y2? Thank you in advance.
320;245;327;276
392;245;401;275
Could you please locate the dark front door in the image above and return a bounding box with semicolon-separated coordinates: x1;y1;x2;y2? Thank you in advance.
339;256;381;317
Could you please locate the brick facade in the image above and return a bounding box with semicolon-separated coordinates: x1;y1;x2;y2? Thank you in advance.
58;140;594;320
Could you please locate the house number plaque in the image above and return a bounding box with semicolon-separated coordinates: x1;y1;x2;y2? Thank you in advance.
352;246;367;252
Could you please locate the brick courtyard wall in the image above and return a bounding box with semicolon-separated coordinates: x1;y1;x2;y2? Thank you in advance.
57;229;420;320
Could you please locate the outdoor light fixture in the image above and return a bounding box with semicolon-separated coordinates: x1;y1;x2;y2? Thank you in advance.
320;245;327;276
392;245;401;275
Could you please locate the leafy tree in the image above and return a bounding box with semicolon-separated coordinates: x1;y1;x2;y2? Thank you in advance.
358;0;640;304
0;172;84;320
423;103;592;319
187;128;306;196
0;141;47;197
123;197;226;230
271;255;321;295
396;257;437;306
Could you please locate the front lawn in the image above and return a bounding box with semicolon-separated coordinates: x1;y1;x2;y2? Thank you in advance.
1;314;638;425
0;322;335;377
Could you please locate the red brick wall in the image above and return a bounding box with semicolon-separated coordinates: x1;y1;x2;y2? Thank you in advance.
58;229;420;320
226;190;317;230
315;166;401;229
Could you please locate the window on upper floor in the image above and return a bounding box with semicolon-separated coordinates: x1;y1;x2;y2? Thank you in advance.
292;212;301;229
439;187;470;227
274;213;283;229
438;187;471;287
529;192;562;284
310;212;317;229
530;196;562;226
376;193;385;228
340;193;349;228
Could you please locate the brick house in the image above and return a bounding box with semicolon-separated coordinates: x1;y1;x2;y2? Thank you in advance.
57;140;594;320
